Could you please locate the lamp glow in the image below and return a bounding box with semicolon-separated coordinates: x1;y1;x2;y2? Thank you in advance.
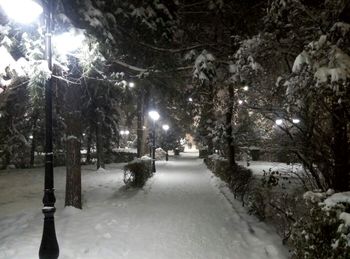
238;100;243;105
162;124;169;131
275;119;283;125
292;118;300;124
128;82;135;88
0;0;43;24
188;97;193;102
149;110;160;121
53;31;85;55
243;86;249;91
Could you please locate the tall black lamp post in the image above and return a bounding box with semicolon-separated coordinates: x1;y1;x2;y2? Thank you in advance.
148;110;160;172
0;0;59;258
162;124;169;161
39;0;59;258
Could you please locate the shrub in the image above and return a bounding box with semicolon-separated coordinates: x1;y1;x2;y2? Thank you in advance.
204;154;253;205
290;191;350;259
229;165;253;206
123;158;152;188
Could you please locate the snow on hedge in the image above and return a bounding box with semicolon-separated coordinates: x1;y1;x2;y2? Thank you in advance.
324;191;350;207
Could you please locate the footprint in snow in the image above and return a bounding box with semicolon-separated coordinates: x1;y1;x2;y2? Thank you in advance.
103;233;112;239
264;245;279;256
94;223;103;231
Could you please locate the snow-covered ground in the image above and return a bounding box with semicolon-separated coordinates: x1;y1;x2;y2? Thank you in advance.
237;160;304;176
0;151;289;259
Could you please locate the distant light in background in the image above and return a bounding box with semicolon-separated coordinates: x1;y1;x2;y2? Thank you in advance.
292;118;300;124
0;0;43;24
243;85;249;91
162;124;169;131
275;119;283;125
120;130;130;135
53;31;85;55
142;126;146;130
238;100;243;105
29;135;33;139
128;82;135;88
188;97;193;102
149;110;160;121
248;111;253;115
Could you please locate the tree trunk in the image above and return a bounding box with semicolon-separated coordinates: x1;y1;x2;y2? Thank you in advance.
206;84;215;155
226;84;236;169
64;85;82;209
30;114;38;168
96;109;105;169
142;85;151;156
86;126;92;164
137;85;144;158
332;100;349;191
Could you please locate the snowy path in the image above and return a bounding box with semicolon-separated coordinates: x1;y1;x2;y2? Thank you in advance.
0;151;289;259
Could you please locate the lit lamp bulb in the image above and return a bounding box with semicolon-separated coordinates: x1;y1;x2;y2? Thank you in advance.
0;0;43;24
53;31;85;55
162;124;169;131
148;110;160;121
292;118;300;124
275;119;283;125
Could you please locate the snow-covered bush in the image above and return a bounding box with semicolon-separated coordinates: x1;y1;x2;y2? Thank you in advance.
123;159;152;188
205;154;231;181
205;154;253;205
155;147;166;160
290;191;350;259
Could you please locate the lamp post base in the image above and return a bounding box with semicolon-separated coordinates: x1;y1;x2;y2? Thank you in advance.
39;206;59;259
152;160;156;173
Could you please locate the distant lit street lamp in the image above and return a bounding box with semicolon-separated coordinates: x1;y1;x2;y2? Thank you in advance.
148;110;160;172
275;119;283;126
120;129;130;148
292;118;300;124
162;124;170;161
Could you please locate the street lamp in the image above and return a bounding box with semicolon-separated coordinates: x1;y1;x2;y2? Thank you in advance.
275;119;283;126
0;0;43;24
148;110;160;172
162;124;169;161
120;129;130;148
0;1;59;258
292;118;300;124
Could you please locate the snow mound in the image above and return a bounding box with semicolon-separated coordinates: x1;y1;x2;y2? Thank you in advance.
324;191;350;207
96;167;107;173
61;206;82;216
